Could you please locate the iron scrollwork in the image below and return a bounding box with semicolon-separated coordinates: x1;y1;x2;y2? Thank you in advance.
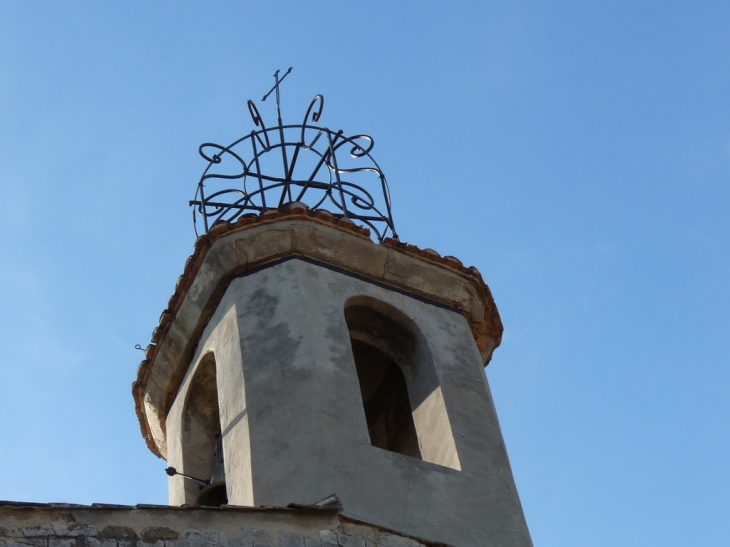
189;70;397;242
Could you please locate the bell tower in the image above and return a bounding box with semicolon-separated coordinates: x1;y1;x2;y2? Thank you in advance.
133;71;532;547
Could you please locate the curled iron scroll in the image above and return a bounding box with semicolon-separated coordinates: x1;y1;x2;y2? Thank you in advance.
247;100;271;150
300;95;326;149
191;92;397;242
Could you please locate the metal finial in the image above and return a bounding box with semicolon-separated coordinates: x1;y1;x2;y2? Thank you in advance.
261;67;294;185
189;71;397;242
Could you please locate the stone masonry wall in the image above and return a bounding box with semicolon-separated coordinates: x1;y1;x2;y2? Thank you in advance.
0;505;444;547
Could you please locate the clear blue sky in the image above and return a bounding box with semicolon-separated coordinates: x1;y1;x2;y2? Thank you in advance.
1;2;728;546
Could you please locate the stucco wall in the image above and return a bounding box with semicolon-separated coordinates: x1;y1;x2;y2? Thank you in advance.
163;259;531;547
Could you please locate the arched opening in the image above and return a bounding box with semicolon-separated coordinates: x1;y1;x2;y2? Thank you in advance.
181;352;228;506
345;299;422;460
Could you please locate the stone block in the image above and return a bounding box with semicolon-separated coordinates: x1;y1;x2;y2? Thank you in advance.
380;536;423;547
290;224;386;280
334;535;365;547
181;530;219;545
141;529;179;543
22;527;54;538
239;529;272;545
386;249;477;310
52;524;97;538
98;526;136;541
277;532;304;547
234;227;292;266
219;532;252;547
83;537;118;547
4;542;47;547
14;540;47;547
318;531;337;546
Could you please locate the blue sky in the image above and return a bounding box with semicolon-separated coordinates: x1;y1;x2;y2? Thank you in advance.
1;2;728;545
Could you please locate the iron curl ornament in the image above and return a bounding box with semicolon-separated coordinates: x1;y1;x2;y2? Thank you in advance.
190;68;398;242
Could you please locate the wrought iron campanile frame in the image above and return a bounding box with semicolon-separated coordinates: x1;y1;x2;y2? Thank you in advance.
190;68;398;242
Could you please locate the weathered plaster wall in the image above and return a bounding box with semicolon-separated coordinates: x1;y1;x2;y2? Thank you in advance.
163;259;530;547
0;505;436;547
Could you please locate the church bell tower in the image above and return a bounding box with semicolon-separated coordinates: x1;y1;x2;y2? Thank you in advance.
133;71;532;547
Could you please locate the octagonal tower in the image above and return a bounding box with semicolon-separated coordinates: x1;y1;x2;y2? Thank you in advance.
133;74;531;547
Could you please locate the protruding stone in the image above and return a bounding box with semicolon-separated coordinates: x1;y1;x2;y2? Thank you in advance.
159;310;173;326
233;215;258;229
193;236;209;254
336;216;355;229
444;255;463;268
167;292;180;311
285;202;309;214
183;255;195;277
313;209;334;221
208;222;232;237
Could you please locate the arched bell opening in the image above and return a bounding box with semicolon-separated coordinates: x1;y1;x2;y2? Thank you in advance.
345;295;462;470
345;298;422;460
180;352;228;506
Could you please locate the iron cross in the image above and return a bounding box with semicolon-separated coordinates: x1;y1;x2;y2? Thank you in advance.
262;67;293;123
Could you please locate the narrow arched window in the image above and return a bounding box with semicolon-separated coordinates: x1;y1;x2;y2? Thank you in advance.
181;353;228;506
345;299;422;460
